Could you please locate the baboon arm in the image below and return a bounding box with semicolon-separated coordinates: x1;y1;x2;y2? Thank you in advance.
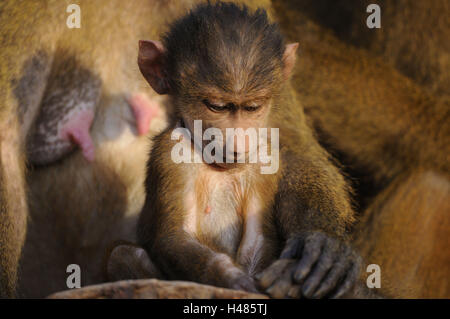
276;147;354;242
146;229;256;291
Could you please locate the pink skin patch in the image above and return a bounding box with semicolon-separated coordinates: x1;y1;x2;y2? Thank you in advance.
128;94;160;136
60;109;95;162
205;205;211;214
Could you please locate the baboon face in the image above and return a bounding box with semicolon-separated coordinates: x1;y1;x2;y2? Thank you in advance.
138;3;298;165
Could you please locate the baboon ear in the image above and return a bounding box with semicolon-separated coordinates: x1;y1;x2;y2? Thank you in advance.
138;40;170;94
282;43;299;80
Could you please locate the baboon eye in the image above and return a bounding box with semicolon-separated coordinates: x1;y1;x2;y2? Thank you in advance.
203;99;228;112
243;105;260;112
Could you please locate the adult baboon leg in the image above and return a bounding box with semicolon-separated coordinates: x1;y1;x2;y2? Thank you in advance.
0;116;27;298
354;170;450;298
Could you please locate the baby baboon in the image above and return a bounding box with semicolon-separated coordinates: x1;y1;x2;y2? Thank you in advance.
134;2;364;299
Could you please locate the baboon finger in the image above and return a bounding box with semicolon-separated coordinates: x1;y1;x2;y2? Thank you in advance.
301;240;337;298
265;260;297;299
257;259;292;290
293;233;326;283
312;255;349;298
287;285;302;299
280;236;304;259
331;260;361;299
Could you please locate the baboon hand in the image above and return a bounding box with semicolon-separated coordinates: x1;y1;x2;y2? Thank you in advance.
257;231;362;298
106;244;163;281
228;271;260;294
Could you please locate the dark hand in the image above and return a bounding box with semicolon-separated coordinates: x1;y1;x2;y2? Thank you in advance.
257;231;362;298
107;244;163;281
228;271;260;294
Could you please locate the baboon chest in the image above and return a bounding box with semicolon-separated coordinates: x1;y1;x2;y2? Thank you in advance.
184;167;270;273
198;174;244;255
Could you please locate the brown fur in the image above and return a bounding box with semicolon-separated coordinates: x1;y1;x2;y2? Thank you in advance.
0;120;27;298
272;1;450;298
362;0;450;102
354;170;450;298
0;0;198;298
278;0;450;102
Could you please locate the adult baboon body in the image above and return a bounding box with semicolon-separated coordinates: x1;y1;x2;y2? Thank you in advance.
273;1;450;298
0;0;195;298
